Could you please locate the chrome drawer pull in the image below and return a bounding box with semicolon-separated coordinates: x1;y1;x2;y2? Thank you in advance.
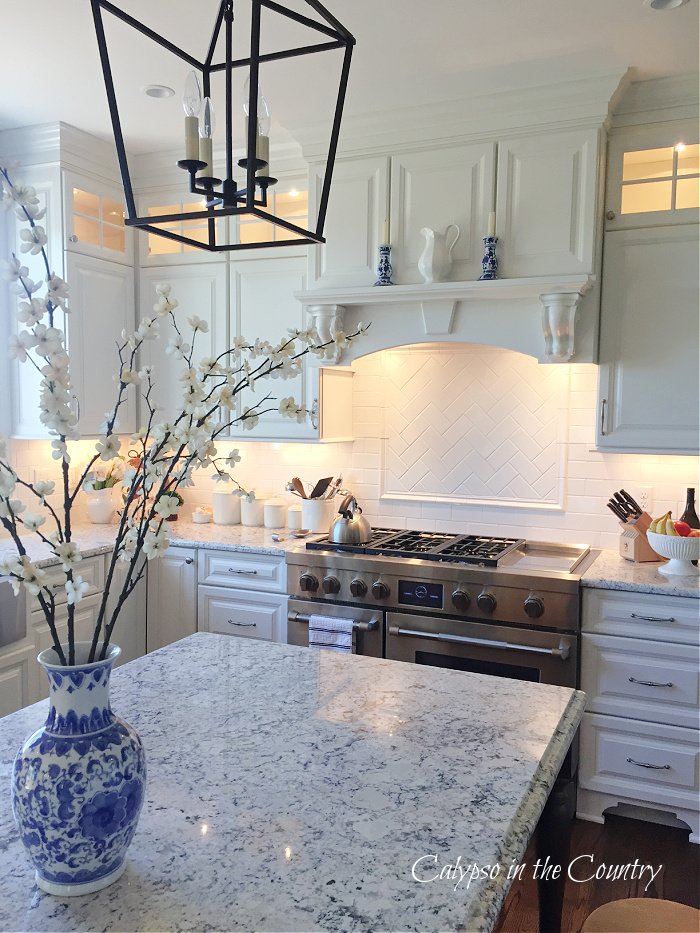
626;757;671;771
227;619;257;627
628;677;674;688
630;613;675;623
228;568;258;575
388;626;570;661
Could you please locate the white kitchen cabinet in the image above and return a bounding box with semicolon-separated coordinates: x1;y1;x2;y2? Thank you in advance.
105;558;147;666
146;546;197;652
495;128;599;277
136;188;228;267
596;224;700;453
579;587;700;842
198;585;287;642
605;120;699;232
65;253;136;436
63;171;133;265
390;143;495;284
0;642;34;718
137;263;229;424
308;156;389;289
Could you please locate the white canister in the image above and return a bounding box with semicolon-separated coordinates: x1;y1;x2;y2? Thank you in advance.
241;496;266;527
301;497;334;534
264;499;287;529
86;487;116;524
212;492;241;526
287;506;302;531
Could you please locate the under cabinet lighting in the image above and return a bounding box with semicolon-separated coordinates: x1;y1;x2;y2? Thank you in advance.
676;142;686;152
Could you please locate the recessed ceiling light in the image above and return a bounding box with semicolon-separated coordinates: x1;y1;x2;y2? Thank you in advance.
143;84;175;99
644;0;689;9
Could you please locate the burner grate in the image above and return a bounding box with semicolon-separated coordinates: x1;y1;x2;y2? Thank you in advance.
437;535;522;565
371;531;458;555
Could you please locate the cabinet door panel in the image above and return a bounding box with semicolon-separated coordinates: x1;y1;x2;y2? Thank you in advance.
391;143;495;284
496;129;598;276
309;156;389;289
138;264;228;424
0;644;33;717
230;255;314;439
198;585;287;643
29;596;101;701
597;225;699;451
66;253;136;436
146;547;197;652
106;559;147;666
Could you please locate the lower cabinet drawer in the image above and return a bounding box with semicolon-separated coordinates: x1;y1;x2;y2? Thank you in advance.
581;633;700;729
579;712;699;811
198;550;286;593
582;588;699;645
198;585;287;643
30;554;105;611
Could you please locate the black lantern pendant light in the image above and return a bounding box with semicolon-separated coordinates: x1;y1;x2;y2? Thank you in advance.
90;0;354;251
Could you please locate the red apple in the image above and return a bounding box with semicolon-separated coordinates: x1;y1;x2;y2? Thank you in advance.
674;521;692;537
689;529;700;537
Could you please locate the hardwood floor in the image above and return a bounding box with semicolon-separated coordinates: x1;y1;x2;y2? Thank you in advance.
495;814;699;933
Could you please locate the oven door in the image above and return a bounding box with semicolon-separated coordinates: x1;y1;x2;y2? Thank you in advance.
386;612;577;687
287;598;385;657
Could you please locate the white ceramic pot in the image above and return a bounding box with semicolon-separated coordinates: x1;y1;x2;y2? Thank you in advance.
86;488;116;524
301;498;334;533
264;499;287;529
241;497;265;527
212;493;240;526
287;506;302;530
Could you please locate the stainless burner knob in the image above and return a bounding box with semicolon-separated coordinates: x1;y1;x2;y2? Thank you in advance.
372;580;390;600
299;573;319;593
350;578;367;598
451;589;471;612
322;575;341;595
477;591;497;613
524;595;545;619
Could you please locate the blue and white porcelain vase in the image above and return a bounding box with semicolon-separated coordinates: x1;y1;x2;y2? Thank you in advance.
11;642;146;896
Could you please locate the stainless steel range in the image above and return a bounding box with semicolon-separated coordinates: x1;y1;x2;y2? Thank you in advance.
287;529;598;689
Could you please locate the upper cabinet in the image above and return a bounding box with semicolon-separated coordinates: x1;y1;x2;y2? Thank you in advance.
390;143;495;284
63;172;133;265
495;128;599;277
605;120;699;231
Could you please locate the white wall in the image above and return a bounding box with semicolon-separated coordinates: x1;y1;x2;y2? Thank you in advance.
4;343;697;553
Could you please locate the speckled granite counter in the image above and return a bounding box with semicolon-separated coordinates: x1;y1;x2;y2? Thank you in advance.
0;634;585;933
582;549;700;599
1;520;311;568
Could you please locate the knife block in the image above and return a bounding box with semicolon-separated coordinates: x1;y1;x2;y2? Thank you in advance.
618;513;660;562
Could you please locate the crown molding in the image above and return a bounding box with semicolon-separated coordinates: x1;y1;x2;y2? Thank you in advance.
611;74;699;127
0;121;121;183
297;70;630;160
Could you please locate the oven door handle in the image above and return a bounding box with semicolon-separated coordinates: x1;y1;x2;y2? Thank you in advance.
289;612;379;633
388;625;571;661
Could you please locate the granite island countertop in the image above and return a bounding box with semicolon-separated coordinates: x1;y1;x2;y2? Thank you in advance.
581;548;700;599
0;634;585;933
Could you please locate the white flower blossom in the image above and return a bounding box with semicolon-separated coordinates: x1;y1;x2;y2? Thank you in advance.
166;334;190;358
18;556;48;597
66;575;90;605
17;297;48;325
143;526;171;560
0;257;29;283
120;368;140;385
46;275;70;308
225;449;241;468
241;408;259;430
279;396;299;419
0;554;22;579
51;439;69;462
154;494;181;518
188;315;209;333
19;225;47;255
96;435;121;461
8;331;38;362
22;513;46;532
33;324;64;358
33;479;55;500
53;541;82;572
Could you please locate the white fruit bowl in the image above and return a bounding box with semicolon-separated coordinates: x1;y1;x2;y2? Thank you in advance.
646;531;700;576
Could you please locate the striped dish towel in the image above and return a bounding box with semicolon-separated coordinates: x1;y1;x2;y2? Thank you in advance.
308;615;353;653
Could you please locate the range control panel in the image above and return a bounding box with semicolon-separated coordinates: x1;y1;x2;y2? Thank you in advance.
398;580;444;610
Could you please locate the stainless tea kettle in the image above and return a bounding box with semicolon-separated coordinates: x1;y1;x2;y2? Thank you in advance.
328;495;372;545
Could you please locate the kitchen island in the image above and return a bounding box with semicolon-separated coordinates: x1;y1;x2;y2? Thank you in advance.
0;634;584;932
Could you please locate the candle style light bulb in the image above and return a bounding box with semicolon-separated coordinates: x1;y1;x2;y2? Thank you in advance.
183;71;202;161
243;76;270;173
198;96;215;176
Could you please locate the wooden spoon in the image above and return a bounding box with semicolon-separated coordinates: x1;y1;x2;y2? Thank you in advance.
292;477;307;499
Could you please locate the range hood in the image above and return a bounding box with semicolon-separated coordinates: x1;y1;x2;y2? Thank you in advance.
295;273;596;365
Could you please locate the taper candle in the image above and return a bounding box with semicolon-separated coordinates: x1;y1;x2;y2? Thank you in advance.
185;116;199;161
487;211;496;238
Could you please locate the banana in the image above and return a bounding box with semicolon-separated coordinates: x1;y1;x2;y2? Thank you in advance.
649;515;661;533
650;512;667;533
665;514;678;536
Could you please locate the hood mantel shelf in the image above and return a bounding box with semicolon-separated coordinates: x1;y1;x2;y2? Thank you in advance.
296;274;595;364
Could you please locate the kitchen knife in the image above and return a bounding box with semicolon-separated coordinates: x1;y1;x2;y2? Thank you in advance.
620;489;643;515
612;492;636;517
607;500;629;521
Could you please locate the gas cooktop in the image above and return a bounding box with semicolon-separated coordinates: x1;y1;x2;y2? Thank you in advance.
306;528;524;567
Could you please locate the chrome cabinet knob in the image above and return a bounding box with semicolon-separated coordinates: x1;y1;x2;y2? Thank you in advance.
372;580;390;600
451;589;471;612
299;573;319;593
322;575;341;595
477;591;497;613
350;578;367;597
524;595;545;619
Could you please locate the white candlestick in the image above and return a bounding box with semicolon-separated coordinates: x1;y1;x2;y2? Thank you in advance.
199;137;213;176
382;219;390;245
487;211;496;238
185;116;199;162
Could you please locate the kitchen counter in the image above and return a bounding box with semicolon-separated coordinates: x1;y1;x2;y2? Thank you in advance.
1;519;310;568
582;548;700;599
0;633;585;933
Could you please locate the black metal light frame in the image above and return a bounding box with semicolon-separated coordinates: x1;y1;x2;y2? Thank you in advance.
90;0;354;251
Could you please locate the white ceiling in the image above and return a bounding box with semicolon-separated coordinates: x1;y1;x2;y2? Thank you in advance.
0;0;698;154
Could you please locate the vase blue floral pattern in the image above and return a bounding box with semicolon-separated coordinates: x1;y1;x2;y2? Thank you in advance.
11;643;146;896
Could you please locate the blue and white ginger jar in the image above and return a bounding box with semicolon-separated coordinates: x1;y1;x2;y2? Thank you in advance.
11;642;146;896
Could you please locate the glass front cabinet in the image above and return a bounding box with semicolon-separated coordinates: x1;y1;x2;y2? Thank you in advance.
63;173;133;265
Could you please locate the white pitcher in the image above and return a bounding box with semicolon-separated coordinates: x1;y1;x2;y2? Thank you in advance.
417;224;460;283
